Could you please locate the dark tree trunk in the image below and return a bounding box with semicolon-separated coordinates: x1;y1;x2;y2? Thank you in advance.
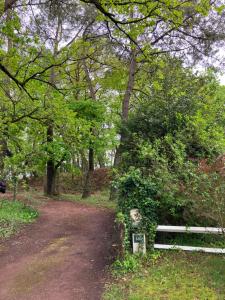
4;0;17;12
46;125;55;195
44;18;61;196
46;160;56;195
82;147;94;198
46;124;58;196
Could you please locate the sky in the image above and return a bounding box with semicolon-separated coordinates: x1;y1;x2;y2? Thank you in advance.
219;74;225;85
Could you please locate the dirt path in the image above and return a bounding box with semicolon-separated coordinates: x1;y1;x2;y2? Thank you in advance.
0;201;119;300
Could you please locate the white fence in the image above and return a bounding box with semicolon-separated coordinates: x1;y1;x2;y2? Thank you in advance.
154;225;225;254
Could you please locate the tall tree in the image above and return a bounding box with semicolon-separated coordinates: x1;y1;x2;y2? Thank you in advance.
81;58;96;198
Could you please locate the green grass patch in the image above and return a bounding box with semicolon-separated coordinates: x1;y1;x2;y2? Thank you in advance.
103;252;225;300
0;200;38;238
57;190;116;210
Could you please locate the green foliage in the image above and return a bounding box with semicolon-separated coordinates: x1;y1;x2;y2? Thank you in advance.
118;138;195;224
116;168;158;249
0;200;38;238
117;61;225;229
119;136;225;228
123;60;225;160
183;171;225;228
112;253;141;275
0;0;223;216
69;100;105;123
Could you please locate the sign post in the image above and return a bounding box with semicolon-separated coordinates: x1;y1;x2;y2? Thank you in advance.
132;233;146;254
130;209;146;254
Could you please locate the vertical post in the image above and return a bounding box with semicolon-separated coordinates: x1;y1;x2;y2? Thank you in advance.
130;209;146;254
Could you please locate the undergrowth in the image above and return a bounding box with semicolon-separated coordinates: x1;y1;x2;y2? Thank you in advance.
0;200;38;238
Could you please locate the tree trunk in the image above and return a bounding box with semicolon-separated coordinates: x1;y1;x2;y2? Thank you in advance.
46;124;57;196
122;49;137;122
82;147;94;198
81;58;96;198
81;151;88;173
117;47;137;163
45;17;61;196
4;0;17;12
12;175;18;201
109;47;137;201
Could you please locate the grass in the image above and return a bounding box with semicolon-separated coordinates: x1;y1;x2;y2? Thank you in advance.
0;200;38;238
103;251;225;300
57;190;116;210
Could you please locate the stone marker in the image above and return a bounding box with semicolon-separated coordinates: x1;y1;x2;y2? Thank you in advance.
130;209;146;254
130;209;142;227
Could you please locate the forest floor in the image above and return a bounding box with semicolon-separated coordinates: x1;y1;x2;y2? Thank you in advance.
0;193;119;300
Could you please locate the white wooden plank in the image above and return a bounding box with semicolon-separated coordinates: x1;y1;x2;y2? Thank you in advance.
156;226;225;234
154;244;225;254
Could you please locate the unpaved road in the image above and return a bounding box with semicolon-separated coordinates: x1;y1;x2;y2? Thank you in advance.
0;201;119;300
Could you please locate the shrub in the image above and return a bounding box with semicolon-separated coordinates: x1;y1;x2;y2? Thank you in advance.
183;172;225;228
116;153;225;253
112;253;140;275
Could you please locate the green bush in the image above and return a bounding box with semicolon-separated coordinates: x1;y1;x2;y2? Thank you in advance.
183;171;225;228
116;168;158;250
114;67;225;246
116;160;225;252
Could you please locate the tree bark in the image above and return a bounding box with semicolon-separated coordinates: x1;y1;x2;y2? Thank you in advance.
112;47;137;170
121;48;137;123
81;59;96;198
46;124;57;195
82;147;94;198
4;0;17;12
109;47;137;200
45;17;61;196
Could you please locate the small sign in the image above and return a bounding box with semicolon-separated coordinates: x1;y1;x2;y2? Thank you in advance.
134;234;144;244
132;233;146;254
